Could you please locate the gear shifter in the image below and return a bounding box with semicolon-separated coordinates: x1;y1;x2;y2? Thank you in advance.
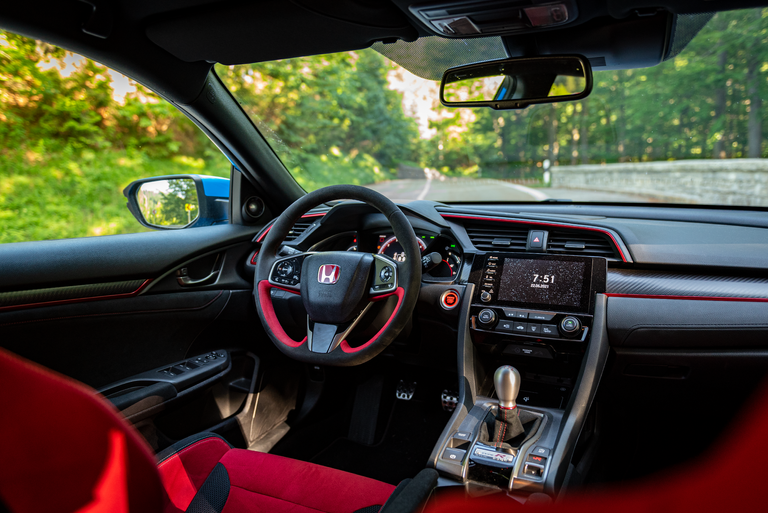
495;365;521;409
491;365;525;447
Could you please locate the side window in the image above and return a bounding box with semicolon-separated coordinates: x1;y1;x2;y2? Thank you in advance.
0;30;230;244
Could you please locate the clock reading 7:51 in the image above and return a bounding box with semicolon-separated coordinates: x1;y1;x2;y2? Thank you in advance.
533;274;555;283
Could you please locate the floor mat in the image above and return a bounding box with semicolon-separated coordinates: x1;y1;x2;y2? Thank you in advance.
310;398;453;485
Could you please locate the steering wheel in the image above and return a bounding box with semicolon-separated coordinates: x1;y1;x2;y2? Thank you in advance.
253;185;421;366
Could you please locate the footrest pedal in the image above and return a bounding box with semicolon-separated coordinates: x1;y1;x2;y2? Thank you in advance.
396;380;416;400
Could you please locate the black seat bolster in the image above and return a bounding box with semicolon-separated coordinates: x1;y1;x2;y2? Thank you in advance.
379;469;439;513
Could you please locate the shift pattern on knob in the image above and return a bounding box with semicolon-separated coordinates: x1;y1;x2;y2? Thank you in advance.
494;365;521;409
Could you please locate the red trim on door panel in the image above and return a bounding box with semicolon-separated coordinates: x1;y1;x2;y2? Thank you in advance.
605;293;768;303
441;214;628;262
0;279;152;313
341;287;405;353
257;280;306;348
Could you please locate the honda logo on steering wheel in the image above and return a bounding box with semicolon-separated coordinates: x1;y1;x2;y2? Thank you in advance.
317;264;340;284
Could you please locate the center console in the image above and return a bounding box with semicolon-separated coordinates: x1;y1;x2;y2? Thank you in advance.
430;252;609;497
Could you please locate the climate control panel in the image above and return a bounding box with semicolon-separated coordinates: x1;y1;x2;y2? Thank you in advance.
471;305;591;343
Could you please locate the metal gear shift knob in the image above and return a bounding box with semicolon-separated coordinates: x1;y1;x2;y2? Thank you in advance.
494;365;521;409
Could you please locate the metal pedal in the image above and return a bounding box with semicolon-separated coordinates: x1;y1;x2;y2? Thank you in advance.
396;380;416;400
442;390;458;411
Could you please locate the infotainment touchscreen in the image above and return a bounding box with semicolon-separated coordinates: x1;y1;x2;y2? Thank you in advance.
498;258;586;308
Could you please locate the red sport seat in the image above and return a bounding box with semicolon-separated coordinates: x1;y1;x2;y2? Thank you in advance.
0;348;394;513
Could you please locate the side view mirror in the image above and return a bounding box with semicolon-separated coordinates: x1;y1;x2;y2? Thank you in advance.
123;174;230;230
440;55;592;110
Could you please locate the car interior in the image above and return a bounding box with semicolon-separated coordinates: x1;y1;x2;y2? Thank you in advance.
2;1;768;512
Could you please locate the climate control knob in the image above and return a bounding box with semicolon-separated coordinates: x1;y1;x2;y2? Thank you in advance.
477;309;497;326
560;316;582;337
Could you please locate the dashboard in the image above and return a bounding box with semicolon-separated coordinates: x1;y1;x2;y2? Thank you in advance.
262;199;768;475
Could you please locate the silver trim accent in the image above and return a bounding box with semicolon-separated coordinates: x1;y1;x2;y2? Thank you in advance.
306;302;375;354
440;289;461;310
267;252;312;291
369;254;399;296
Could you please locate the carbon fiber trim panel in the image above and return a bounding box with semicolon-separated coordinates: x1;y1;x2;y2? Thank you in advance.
607;269;768;299
0;279;148;309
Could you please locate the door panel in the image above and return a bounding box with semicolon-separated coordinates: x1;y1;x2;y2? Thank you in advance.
0;289;230;388
0;224;255;290
0;222;293;449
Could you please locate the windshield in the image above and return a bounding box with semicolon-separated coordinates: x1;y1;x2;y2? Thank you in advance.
217;8;768;206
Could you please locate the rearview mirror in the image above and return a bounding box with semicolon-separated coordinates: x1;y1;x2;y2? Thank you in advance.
440;55;592;110
123;175;230;230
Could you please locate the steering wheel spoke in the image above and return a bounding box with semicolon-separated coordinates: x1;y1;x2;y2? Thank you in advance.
307;302;374;353
369;254;398;297
268;252;311;291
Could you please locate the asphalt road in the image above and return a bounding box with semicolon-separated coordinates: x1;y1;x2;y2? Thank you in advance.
366;178;654;204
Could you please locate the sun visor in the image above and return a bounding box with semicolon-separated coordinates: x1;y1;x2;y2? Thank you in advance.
503;13;674;70
372;10;709;79
145;0;418;64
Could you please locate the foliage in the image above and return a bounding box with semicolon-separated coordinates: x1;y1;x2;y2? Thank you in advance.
0;148;228;244
425;9;768;178
1;8;767;244
216;50;420;190
0;30;228;243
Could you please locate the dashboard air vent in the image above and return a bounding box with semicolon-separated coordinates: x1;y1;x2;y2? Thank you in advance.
547;229;618;259
285;220;315;242
465;222;528;252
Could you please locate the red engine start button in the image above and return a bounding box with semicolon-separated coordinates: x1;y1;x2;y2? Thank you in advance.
440;290;460;310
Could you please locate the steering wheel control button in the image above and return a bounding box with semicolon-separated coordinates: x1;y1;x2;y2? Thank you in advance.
528;311;556;321
477;308;496;325
442;448;466;462
276;262;293;277
270;255;306;288
440;290;461;310
380;266;394;282
560;316;582;336
480;290;492;302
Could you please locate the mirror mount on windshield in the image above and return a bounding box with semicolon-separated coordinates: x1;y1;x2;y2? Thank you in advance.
440;55;592;110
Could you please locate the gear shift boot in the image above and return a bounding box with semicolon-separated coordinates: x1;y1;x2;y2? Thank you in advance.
478;406;541;450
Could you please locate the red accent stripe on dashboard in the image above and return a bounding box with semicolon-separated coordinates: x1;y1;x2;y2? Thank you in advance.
441;214;628;263
605;293;768;303
0;279;153;312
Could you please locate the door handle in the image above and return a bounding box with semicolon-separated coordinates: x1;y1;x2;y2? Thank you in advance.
177;270;219;287
176;254;222;287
